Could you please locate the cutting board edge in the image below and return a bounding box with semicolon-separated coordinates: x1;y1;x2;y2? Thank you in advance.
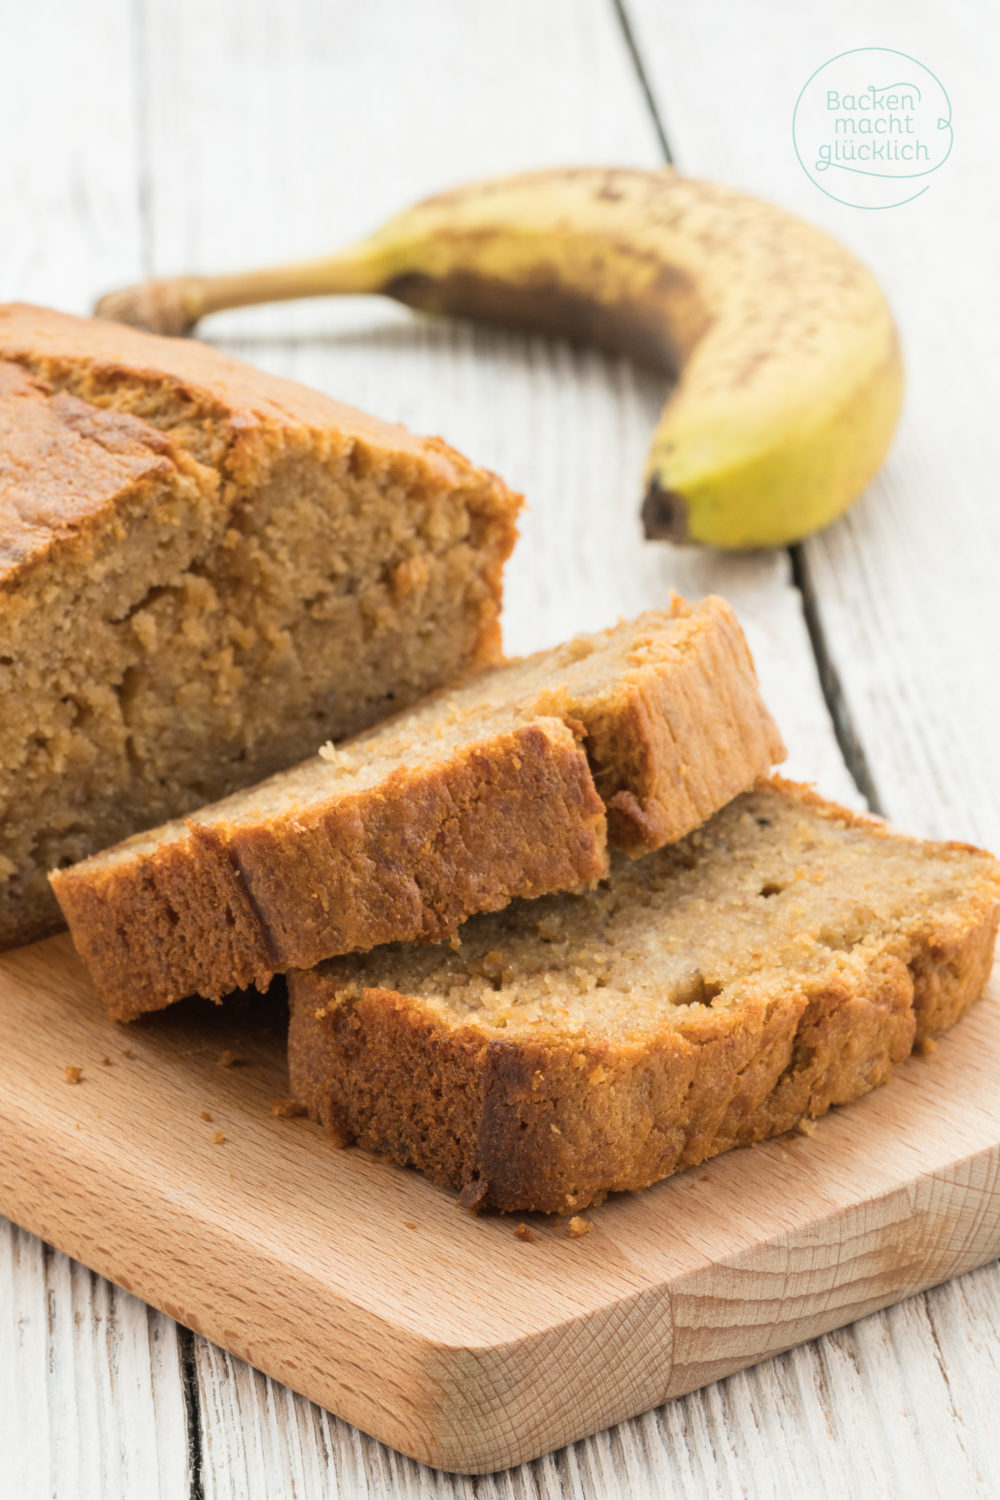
4;1115;999;1475
4;937;1000;1473
397;1135;1000;1471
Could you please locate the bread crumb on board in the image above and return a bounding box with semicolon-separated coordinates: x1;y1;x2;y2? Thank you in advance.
122;1048;134;1060
201;1109;213;1122
795;1116;817;1137
916;1036;938;1056
271;1097;306;1118
100;1056;112;1067
64;1065;83;1084
403;1221;417;1231
212;1131;226;1145
217;1049;238;1068
513;1223;537;1242
568;1216;592;1238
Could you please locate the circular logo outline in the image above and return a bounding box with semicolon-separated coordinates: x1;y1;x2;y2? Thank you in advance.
792;47;953;210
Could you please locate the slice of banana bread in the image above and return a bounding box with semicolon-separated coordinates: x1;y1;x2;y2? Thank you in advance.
51;597;783;1019
288;778;1000;1214
0;304;520;948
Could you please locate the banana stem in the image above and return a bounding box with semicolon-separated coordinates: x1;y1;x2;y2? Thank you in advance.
95;242;390;336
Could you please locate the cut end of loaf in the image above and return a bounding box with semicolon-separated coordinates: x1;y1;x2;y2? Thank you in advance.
0;303;521;950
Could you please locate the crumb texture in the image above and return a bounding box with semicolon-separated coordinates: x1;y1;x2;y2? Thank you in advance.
51;597;780;1019
288;778;1000;1213
0;303;520;948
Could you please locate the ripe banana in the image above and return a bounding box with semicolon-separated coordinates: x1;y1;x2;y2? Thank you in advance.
96;167;903;549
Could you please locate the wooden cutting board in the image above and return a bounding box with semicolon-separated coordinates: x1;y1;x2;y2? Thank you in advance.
2;935;999;1475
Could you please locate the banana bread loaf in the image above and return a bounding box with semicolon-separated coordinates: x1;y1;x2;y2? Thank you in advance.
0;303;520;948
51;597;783;1019
288;778;1000;1213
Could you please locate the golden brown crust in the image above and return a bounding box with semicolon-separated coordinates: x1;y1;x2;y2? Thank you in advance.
0;361;189;587
53;720;607;1020
290;929;996;1214
0;303;499;487
287;781;1000;1214
587;595;786;852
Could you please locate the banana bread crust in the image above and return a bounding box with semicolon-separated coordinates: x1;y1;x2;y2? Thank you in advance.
52;719;607;1020
580;595;785;852
51;599;783;1017
288;780;1000;1214
0;360;195;586
0;302;494;481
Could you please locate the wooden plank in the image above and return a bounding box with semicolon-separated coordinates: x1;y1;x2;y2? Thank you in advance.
623;0;1000;846
0;1226;192;1500
2;934;999;1475
0;0;145;312
0;1;192;1493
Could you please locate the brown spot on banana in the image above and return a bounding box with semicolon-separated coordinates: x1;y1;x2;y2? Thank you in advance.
382;263;706;372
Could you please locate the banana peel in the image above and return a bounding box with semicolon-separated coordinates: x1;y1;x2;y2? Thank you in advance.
96;167;903;550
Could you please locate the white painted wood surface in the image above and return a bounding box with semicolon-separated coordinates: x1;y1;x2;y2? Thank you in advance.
1;0;997;1493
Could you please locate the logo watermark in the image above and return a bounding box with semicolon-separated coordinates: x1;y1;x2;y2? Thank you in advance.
793;48;952;208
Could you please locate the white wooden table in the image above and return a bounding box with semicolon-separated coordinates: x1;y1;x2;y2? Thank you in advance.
2;1;998;1494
